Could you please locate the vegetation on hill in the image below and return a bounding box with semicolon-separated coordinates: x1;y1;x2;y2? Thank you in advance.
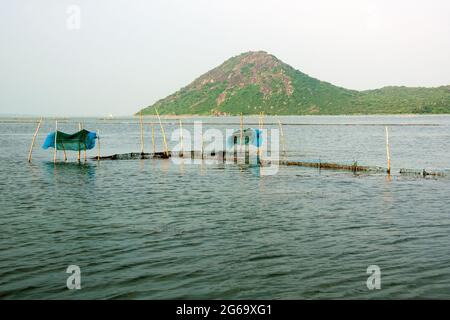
138;51;450;115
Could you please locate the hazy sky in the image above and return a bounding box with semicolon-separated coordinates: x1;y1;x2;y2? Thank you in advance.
1;0;449;116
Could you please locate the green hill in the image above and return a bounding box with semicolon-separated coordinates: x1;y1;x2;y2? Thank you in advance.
138;51;450;115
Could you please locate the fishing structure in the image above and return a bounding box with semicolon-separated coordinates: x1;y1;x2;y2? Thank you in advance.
26;116;448;178
34;121;100;163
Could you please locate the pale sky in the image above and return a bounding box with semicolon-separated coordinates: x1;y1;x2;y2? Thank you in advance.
1;0;449;116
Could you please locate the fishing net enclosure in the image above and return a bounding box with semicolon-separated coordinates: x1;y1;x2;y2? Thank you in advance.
42;129;98;151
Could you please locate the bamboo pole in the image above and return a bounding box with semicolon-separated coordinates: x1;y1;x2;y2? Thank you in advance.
97;129;100;161
53;120;58;163
233;136;238;162
62;144;67;162
261;112;265;128
257;113;261;158
278;119;286;160
151;124;155;154
83;123;86;162
179;119;183;157
259;112;262;130
78;123;81;162
240;113;243;153
139;111;144;154
79;122;86;162
245;136;249;164
385;126;391;174
28;118;42;163
258;112;264;158
201;131;204;159
155;108;169;156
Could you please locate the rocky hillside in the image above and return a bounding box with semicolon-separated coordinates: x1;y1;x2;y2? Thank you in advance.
138;51;450;115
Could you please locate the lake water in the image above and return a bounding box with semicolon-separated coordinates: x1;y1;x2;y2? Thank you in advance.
1;115;450;299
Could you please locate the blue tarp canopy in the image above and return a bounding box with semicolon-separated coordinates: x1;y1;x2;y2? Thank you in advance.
42;129;97;151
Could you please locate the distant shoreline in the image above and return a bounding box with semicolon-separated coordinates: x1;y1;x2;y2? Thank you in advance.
2;113;450;120
1;113;450;127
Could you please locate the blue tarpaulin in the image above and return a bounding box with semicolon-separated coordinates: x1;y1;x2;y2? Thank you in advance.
42;129;97;151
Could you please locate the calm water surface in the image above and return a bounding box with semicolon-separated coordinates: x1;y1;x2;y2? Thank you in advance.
1;115;450;299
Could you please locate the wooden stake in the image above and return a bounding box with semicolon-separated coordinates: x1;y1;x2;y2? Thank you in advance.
278;119;286;159
97;129;100;161
151;124;155;154
385;126;391;174
179;119;183;157
258;112;264;157
261;112;265;128
54;120;58;163
257;113;261;157
28;118;42;163
259;112;262;130
155;108;169;156
78;123;81;162
245;136;249;164
62;144;67;162
233;136;238;162
201;131;204;159
139;111;144;154
240;113;244;153
79;122;86;162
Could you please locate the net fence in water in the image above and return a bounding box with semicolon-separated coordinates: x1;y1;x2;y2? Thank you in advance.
42;129;97;151
399;168;449;177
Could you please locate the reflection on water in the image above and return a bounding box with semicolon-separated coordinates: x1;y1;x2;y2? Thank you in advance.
1;115;450;299
42;161;97;179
